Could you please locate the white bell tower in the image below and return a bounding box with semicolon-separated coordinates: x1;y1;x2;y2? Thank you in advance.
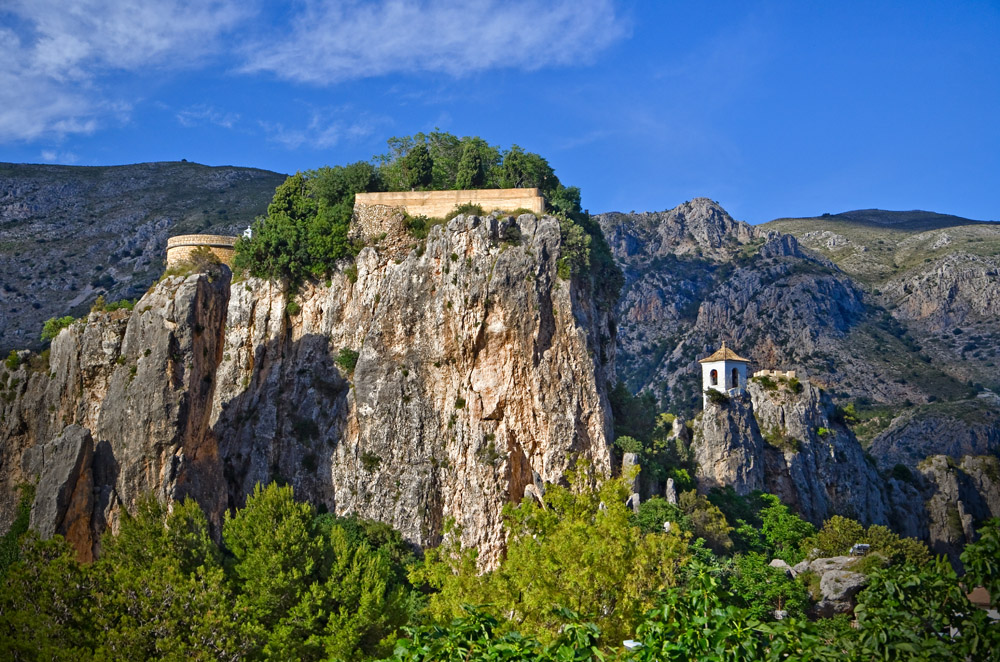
699;341;751;406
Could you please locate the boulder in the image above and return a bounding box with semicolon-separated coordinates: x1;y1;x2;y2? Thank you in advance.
21;425;96;560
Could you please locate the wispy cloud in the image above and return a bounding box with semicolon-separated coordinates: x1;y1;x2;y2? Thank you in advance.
176;105;241;129
0;0;251;141
40;149;79;163
243;0;629;84
260;107;388;150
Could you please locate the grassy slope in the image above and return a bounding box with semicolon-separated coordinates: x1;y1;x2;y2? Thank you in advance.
762;210;1000;285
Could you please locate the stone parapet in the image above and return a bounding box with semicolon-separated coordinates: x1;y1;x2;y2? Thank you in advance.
354;188;545;219
166;234;238;267
754;369;797;379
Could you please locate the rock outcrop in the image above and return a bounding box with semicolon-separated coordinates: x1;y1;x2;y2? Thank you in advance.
748;379;889;526
1;213;615;566
691;394;764;495
689;377;889;527
21;425;96;561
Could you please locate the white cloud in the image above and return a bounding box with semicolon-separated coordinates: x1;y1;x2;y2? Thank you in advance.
39;149;78;163
242;0;628;84
260;107;387;150
0;0;251;142
176;105;241;129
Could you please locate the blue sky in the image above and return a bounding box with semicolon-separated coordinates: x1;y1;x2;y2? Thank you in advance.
1;0;997;223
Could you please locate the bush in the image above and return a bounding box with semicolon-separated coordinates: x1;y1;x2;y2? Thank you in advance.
704;389;730;405
445;203;483;221
91;296;136;313
336;348;359;372
40;315;76;342
4;350;21;372
615;435;643;454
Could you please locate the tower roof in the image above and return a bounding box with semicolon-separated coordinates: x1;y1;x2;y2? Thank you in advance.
698;341;751;364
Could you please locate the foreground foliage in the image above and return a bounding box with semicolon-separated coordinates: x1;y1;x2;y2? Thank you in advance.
2;479;996;661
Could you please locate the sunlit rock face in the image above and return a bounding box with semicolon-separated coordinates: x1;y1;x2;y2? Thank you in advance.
1;213;615;567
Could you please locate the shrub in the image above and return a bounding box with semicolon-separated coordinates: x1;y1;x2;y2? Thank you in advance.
445;203;483;221
40;316;76;342
336;348;359;373
285;299;300;316
753;375;778;391
91;296;136;313
361;451;381;472
614;435;643;454
705;389;730;405
454;396;466;409
4;350;21;372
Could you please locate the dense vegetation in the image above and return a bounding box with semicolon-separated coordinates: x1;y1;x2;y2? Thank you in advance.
232;132;622;305
1;474;997;661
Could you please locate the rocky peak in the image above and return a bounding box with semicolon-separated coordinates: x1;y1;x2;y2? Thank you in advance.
598;198;762;262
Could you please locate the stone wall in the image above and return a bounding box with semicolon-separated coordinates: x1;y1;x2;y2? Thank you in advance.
753;369;797;379
166;234;238;267
354;188;545;219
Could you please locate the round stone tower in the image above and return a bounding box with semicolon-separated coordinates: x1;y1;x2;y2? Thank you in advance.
165;234;238;267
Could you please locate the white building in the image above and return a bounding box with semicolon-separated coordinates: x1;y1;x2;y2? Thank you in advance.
699;342;751;406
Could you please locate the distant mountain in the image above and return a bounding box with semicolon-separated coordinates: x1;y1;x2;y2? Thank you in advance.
0;161;286;353
599;200;1000;558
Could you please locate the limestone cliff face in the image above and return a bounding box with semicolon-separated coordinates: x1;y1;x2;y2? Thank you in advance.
747;380;889;526
1;213;614;566
691;394;765;495
690;379;889;527
209;213;613;564
0;268;230;558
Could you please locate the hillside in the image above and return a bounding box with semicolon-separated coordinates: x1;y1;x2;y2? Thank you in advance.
597;201;991;415
0;161;286;353
762;209;1000;416
598;200;1000;559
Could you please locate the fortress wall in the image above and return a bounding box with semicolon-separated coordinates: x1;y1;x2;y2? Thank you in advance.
354;188;545;219
753;369;797;379
166;234;238;267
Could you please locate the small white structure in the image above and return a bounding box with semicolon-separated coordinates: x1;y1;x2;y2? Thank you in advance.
699;341;751;406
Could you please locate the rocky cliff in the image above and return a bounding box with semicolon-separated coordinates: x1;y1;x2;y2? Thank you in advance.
0;212;614;566
602;200;999;561
691;378;889;527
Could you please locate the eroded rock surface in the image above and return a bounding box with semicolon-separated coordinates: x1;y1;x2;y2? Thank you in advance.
1;213;614;566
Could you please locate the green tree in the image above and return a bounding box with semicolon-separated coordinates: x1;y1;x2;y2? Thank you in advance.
758;494;815;563
678;490;734;554
401;143;433;190
90;497;244;661
960;517;1000;604
232;172;356;284
0;533;95;660
413;467;688;647
455;140;486;190
223;482;413;660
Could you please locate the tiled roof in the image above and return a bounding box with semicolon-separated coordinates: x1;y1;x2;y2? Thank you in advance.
698;341;751;363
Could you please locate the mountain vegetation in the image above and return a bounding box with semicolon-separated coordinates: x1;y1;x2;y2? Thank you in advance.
1;479;997;660
233;132;621;302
